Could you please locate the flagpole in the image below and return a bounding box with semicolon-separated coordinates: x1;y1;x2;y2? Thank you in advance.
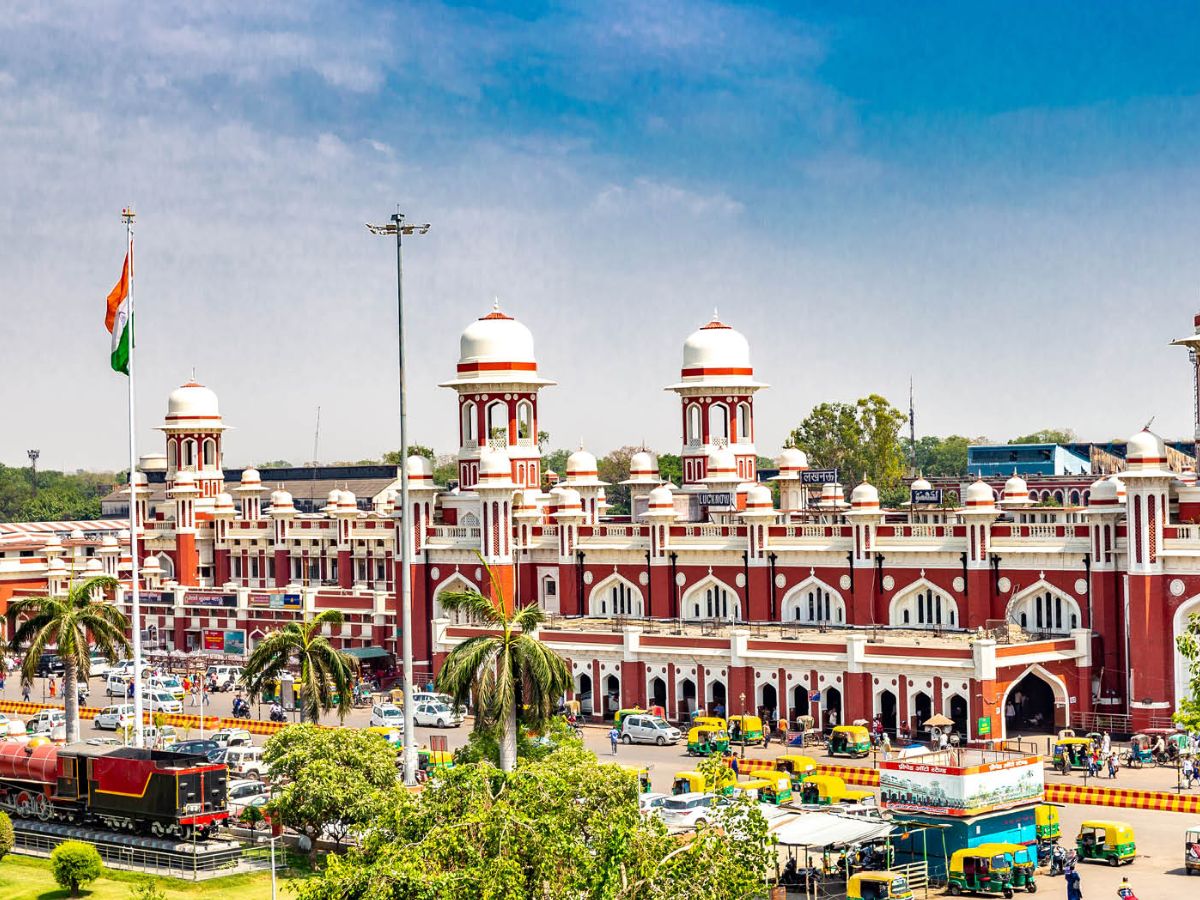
123;206;145;750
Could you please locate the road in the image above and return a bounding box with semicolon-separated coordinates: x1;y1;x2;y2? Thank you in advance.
4;672;1198;894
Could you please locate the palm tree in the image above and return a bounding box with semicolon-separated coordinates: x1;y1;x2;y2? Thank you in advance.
239;610;359;723
436;563;572;772
8;575;131;743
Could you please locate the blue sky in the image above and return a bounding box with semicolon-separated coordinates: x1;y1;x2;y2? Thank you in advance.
3;2;1200;470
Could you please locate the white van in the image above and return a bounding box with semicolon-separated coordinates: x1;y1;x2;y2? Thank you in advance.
27;709;66;734
93;704;135;731
106;673;132;697
206;665;243;691
224;745;266;779
141;688;183;714
620;714;682;746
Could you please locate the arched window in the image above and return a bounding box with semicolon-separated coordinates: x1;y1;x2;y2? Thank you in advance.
181;439;196;468
1010;586;1080;635
202;438;217;467
486;401;508;444
687;404;702;443
682;580;739;622
737;402;751;443
782;580;846;625
461;401;477;445
434;577;483;625
708;403;729;441
589;577;643;617
167;441;177;471
890;584;958;629
516;400;533;440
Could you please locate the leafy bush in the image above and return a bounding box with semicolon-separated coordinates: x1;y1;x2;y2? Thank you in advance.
129;877;168;900
0;810;13;859
51;840;103;896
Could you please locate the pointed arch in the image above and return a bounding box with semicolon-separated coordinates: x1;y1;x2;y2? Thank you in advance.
781;576;846;625
587;572;644;617
432;572;483;624
1000;663;1070;739
1173;594;1200;707
681;575;741;622
461;400;478;445
1006;580;1082;634
889;578;958;628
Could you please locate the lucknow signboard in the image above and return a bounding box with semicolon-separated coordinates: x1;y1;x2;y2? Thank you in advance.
801;468;839;485
695;492;732;507
911;488;944;505
879;754;1043;817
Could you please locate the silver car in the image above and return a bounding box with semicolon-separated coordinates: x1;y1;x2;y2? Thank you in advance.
620;714;681;746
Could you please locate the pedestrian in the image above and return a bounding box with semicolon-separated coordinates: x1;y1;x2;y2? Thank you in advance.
608;725;620;755
49;677;57;699
0;668;6;691
1065;865;1082;900
1107;753;1117;779
1184;758;1194;787
764;723;772;748
1102;730;1111;756
1116;874;1134;898
22;683;31;702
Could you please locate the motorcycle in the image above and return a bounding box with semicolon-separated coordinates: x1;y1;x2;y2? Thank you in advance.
231;699;251;720
269;706;287;723
1048;844;1074;876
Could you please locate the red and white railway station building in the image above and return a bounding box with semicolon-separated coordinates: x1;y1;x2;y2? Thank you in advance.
6;305;1200;741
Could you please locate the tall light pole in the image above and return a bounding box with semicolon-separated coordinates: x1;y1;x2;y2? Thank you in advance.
367;211;430;786
27;449;39;498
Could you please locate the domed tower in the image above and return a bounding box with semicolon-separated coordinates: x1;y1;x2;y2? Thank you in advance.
157;380;227;500
665;313;768;487
439;302;555;491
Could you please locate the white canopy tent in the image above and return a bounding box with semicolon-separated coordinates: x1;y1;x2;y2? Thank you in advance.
770;811;894;848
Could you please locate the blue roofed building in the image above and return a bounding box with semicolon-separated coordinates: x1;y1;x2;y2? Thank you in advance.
967;443;1092;477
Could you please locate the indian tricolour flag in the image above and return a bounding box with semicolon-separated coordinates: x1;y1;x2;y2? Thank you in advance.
104;248;132;375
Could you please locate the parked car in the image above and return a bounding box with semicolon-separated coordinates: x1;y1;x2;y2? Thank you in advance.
110;660;151;680
411;692;455;707
93;704;135;731
658;792;731;830
225;746;267;779
621;714;681;746
26;709;66;735
227;779;270;814
87;653;113;678
148;675;185;701
638;792;670;818
211;728;253;748
206;665;243;691
413;701;464;728
206;748;228;764
173;739;219;757
34;654;65;677
370;704;404;727
105;673;132;697
141;689;183;714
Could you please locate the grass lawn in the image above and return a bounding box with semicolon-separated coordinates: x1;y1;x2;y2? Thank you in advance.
0;853;309;899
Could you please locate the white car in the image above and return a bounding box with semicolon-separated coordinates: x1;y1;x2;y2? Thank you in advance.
620;714;681;746
638;792;670;817
211;728;253;748
370;704;404;728
657;792;731;830
206;665;243;691
227;779;270;814
105;673;132;697
87;654;113;678
26;709;66;735
93;704;135;731
225;746;267;779
148;675;185;701
141;689;183;714
111;660;151;680
411;691;454;707
413;702;464;728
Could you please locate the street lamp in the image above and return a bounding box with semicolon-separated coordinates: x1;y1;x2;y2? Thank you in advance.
739;690;748;759
367;211;430;788
27;449;39;498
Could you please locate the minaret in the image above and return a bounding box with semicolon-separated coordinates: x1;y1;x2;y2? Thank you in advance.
170;470;200;585
158;380;227;500
439;301;555;491
474;447;519;611
665;313;768;487
845;482;884;623
562;447;608;524
959;478;999;627
268;489;296;588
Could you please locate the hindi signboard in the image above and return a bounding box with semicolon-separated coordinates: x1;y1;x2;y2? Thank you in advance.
202;630;225;651
801;468;839;485
879;754;1043;817
911;488;944;505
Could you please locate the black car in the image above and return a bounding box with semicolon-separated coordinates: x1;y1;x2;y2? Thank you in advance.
174;740;219;757
34;654;65;677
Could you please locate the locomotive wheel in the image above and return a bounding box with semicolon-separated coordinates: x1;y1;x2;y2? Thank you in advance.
34;795;51;821
17;794;32;818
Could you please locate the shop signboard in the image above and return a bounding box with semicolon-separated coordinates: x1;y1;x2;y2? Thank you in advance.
202;630;225;651
977;717;991;736
879;754;1043;817
186;591;236;608
248;592;303;609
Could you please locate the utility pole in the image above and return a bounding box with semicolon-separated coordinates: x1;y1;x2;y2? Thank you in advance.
366;210;430;787
26;449;39;498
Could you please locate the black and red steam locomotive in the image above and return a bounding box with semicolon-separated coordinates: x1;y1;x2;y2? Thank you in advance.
0;741;230;839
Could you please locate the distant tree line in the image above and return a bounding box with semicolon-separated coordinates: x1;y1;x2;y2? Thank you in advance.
0;464;116;523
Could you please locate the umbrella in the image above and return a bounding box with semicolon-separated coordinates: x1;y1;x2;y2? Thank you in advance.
924;714;954;728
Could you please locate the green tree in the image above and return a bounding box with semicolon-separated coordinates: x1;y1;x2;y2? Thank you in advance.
263;724;402;849
1008;428;1076;445
239;610;359;723
295;746;774;900
542;448;570;478
435;562;572;772
433;453;458;486
382;444;435;465
907;435;973;477
1174;612;1200;732
597;446;641;516
453;714;584;766
0;810;13;860
8;575;131;743
0;463;116;523
51;840;103;897
787;394;907;490
657;452;683;487
537;430;551;451
256;459;293;468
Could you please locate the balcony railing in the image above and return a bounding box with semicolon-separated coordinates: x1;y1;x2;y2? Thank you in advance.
427;526;481;540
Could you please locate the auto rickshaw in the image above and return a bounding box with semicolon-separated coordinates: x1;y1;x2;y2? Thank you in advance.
1051;736;1094;771
977;843;1036;893
798;774;875;807
1076;820;1136;866
1035;804;1060;842
726;714;765;746
686;726;729;756
416;748;455;780
1121;734;1154;768
731;777;774;801
755;770;792;805
829;724;872;758
365;725;403;747
1185;823;1200;875
775;753;818;789
671;769;734;796
615;764;651;793
847;871;914;900
947;847;1014;897
692;715;727;731
612;708;646;728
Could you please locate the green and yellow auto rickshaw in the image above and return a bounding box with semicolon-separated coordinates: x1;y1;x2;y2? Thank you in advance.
415;748;454;781
1034;804;1060;842
1051;737;1094;772
829;724;872;758
686;726;729;756
692;715;727;732
614;763;651;793
798;774;875;807
1076;820;1136;866
947;847;1014;897
977;843;1036;893
726;714;765;746
755;770;792;805
1185;823;1200;875
612;708;646;728
671;769;734;796
847;871;914;900
775;753;818;789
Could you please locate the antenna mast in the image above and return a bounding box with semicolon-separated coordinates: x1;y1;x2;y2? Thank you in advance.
909;377;917;473
311;406;321;508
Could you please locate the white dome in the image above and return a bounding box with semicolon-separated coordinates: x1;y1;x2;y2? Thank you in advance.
817;482;845;508
744;483;773;510
629;451;658;478
910;476;932;492
850;482;880;509
516;488;541;510
139;452;168;472
647;484;675;512
101;534;119;547
683;315;750;372
1089;478;1119;506
406;455;434;480
1001;474;1030;505
131;471;149;486
84;557;103;572
43;535;62;548
270;489;294;509
47;557;66;573
240;468;261;486
69;528;85;541
777;447;809;472
1125;429;1167;470
213;492;235;512
566;448;598;478
553;486;583;513
476;447;516;488
338;490;357;509
164;381;222;428
142;555;161;571
441;302;553;388
706;446;737;473
963;479;996;508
